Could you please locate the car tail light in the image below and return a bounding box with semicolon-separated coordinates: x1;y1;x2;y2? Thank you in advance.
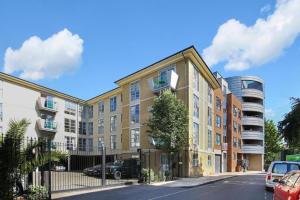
266;173;272;181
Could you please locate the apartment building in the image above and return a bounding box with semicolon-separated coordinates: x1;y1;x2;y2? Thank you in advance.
0;46;263;176
226;76;265;171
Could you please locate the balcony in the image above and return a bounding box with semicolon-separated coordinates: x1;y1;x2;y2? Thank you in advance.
242;102;264;113
148;70;179;93
242;89;264;99
37;119;57;133
242;131;264;140
242;144;264;154
222;143;228;151
37;97;58;113
242;116;264;127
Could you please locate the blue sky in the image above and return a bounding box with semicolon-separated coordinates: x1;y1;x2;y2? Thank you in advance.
0;0;300;123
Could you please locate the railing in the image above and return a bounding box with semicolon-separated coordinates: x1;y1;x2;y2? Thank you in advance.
222;143;228;151
37;97;58;112
37;119;57;132
242;102;264;113
242;89;264;99
242;131;264;140
242;116;264;126
148;70;179;93
242;144;264;154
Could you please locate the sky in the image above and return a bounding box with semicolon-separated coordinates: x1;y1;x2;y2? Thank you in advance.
1;0;300;123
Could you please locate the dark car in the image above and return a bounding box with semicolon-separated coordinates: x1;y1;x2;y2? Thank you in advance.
83;159;138;180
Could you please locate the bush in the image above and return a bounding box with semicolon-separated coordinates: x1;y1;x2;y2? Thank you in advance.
141;168;155;182
27;185;48;200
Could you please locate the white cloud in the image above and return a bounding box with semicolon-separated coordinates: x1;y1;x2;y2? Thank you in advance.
4;29;83;80
202;0;300;71
260;4;271;14
265;108;276;118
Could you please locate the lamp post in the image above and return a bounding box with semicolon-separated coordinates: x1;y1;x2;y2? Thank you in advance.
101;141;106;186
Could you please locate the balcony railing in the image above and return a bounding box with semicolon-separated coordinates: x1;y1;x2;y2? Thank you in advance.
148;70;179;93
37;119;57;133
242;131;264;140
242;102;264;113
242;144;264;154
242;116;264;126
37;97;58;112
222;143;228;151
242;89;264;99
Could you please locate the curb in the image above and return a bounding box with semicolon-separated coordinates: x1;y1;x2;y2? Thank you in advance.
179;175;237;188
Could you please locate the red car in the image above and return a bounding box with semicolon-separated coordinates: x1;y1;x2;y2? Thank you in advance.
274;170;300;200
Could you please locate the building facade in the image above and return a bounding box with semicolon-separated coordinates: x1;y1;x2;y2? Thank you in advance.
0;46;263;176
226;76;265;171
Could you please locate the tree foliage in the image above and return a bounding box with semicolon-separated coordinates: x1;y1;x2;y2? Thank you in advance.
278;98;300;152
147;90;188;152
265;120;283;164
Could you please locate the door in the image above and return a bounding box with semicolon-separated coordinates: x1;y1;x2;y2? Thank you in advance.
215;155;221;174
223;153;227;172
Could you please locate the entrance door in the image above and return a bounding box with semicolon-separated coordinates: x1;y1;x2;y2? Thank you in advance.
223;153;227;172
215;155;221;174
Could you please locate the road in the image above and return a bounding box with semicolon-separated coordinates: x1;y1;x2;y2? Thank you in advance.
62;174;273;200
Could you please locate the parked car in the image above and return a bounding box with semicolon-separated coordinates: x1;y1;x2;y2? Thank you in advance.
273;170;300;200
83;164;102;176
265;161;300;190
83;159;138;180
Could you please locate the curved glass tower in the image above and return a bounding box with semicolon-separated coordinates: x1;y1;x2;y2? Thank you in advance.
226;76;264;171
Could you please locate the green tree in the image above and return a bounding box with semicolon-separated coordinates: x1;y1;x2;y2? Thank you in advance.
264;120;283;164
146;90;188;177
0;119;67;199
278;98;300;152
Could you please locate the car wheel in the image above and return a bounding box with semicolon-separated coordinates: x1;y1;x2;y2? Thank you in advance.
114;171;122;180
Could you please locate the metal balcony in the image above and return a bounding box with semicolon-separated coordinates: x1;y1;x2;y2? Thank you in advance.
242;89;264;99
242;116;264;127
37;97;58;113
37;119;57;133
148;70;179;93
242;144;264;154
222;143;228;151
242;102;264;113
242;131;264;140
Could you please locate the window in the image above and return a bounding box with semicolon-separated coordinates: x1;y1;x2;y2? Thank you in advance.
222;85;227;97
233;121;237;132
65;136;75;150
65;118;76;133
290;164;300;171
98;119;104;134
192;153;199;167
216;115;221;128
216;97;221;111
208;85;212;104
0;103;2;122
208;155;212;166
233;137;237;147
65;100;76;115
193;123;199;146
88;106;93;118
272;163;288;174
88;122;93;135
193;67;199;91
98;101;104;115
159;66;175;87
130;105;140;124
79;122;86;135
242;80;263;91
208;107;212;126
223;135;227;143
110;135;117;149
238;109;242;119
78;138;86;151
238;124;242;134
208;130;212;149
130;128;140;148
233;106;238;117
98;137;104;151
193;95;199;118
130;82;140;101
88;138;93;152
286;173;300;187
110;115;117;132
110;96;117;112
216;133;221;146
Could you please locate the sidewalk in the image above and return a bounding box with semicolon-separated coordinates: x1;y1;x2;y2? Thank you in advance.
151;171;264;188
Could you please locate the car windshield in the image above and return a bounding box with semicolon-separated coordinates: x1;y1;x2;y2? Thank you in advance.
272;163;300;174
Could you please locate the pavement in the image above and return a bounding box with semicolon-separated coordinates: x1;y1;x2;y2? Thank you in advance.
56;172;271;200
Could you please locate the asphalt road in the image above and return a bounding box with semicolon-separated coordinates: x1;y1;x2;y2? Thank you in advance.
62;174;274;200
